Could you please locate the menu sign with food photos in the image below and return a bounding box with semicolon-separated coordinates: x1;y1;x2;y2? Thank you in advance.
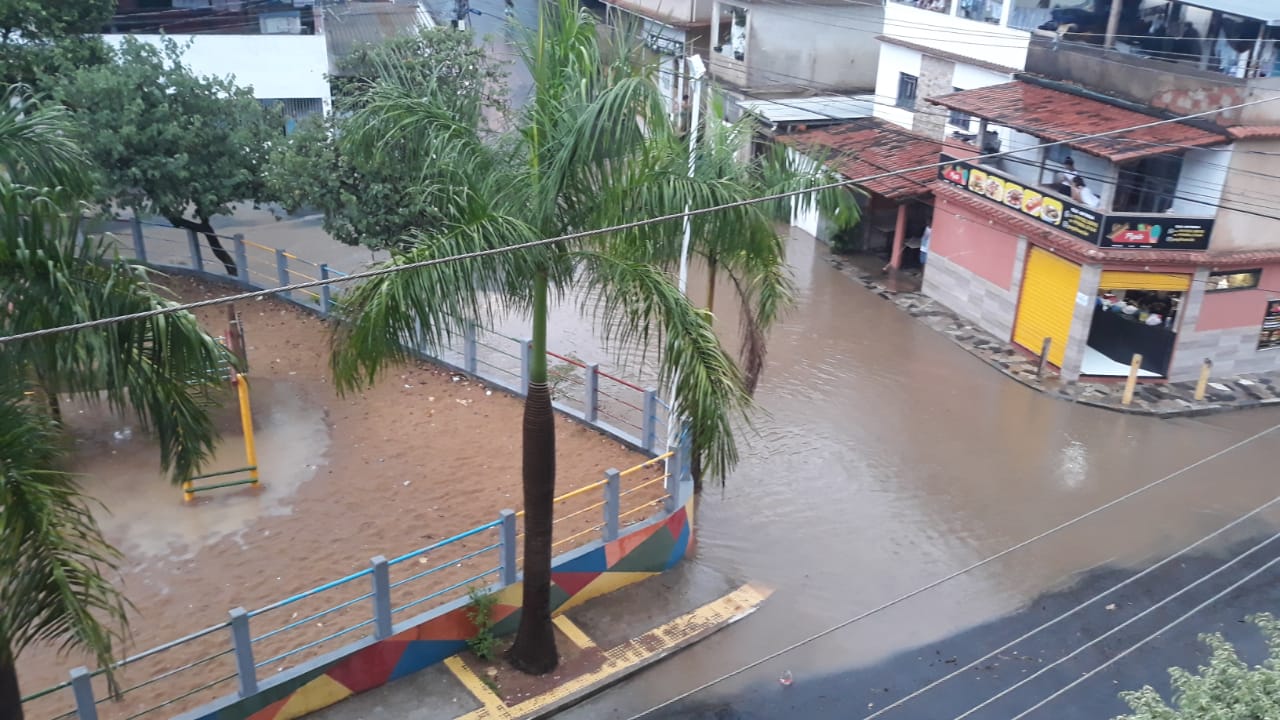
1099;216;1213;251
937;155;1102;243
1260;300;1280;351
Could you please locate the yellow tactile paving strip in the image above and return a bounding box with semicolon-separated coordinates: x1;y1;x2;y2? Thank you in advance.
553;615;598;650
448;584;770;720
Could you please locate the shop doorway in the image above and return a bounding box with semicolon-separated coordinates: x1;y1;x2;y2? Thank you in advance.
1084;271;1191;378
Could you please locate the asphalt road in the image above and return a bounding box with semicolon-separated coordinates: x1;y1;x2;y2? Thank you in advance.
575;524;1280;720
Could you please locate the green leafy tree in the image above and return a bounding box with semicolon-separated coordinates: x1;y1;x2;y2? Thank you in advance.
1116;613;1280;719
328;1;854;673
0;0;114;88
267;27;507;250
54;35;278;277
0;87;234;718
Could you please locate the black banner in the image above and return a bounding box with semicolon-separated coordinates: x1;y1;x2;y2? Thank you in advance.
1098;216;1213;251
1260;299;1280;351
937;155;1103;243
937;154;1215;251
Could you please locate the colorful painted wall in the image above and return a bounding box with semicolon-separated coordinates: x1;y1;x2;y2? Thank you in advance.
185;501;695;720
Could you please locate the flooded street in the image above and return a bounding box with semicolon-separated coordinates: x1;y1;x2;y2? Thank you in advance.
138;202;1280;716
552;231;1280;717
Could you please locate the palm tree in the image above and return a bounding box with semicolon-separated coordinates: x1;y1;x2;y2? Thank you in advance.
0;87;234;718
328;2;855;673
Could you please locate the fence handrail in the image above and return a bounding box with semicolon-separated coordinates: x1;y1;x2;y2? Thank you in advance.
26;222;691;718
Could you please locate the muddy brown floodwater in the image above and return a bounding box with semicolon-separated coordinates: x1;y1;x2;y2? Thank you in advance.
553;229;1280;718
20;276;650;720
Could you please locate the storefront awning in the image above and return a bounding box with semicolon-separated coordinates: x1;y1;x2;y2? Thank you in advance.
927;82;1231;163
778;118;941;201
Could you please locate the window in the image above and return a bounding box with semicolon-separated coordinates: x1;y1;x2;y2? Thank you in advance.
947;87;971;129
1114;154;1182;213
897;73;918;109
1045;143;1072;164
1207;269;1262;292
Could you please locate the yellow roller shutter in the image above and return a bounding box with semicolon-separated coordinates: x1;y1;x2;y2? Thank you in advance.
1014;247;1081;368
1099;270;1191;292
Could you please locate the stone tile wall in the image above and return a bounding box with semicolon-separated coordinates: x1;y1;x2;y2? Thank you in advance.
921;247;1020;341
912;54;955;140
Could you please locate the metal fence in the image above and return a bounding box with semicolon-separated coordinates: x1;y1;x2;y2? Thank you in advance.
23;219;687;720
113;217;669;453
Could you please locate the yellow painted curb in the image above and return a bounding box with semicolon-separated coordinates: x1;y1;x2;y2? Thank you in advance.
553;615;597;650
453;583;771;720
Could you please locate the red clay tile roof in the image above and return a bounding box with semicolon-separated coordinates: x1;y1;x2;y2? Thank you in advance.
1225;125;1280;141
936;184;1280;268
778;117;942;200
927;82;1231;163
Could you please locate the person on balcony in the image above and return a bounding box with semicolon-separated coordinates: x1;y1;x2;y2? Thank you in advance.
1071;176;1102;209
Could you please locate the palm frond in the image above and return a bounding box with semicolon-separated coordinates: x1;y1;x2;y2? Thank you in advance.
0;85;96;197
575;250;750;481
0;181;232;483
329;211;545;393
0;378;129;692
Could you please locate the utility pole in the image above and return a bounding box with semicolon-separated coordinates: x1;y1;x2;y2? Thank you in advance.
666;53;707;458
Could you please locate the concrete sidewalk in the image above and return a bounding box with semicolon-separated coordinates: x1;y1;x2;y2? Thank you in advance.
829;254;1280;418
307;564;759;720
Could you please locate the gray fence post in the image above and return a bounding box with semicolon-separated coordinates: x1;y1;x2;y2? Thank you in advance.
319;264;333;315
131;217;146;263
641;388;659;452
370;556;394;640
228;607;258;697
584;363;599;423
499;509;518;586
233;234;248;283
186;228;204;273
275;249;291;299
463;322;478;375
69;667;98;720
520;339;533;396
604;469;621;541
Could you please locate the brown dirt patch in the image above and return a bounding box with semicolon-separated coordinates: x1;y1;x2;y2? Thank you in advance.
18;275;657;720
459;627;606;708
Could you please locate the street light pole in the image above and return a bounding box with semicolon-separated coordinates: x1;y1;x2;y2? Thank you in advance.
668;53;707;463
676;53;706;296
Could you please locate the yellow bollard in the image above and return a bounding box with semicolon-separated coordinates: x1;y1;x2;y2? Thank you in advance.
1121;353;1143;406
237;373;260;487
1194;358;1213;401
182;480;194;504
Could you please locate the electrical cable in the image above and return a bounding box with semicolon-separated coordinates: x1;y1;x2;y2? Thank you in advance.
4;92;1276;345
717;86;1280;298
619;418;1280;719
861;490;1280;719
948;529;1280;720
1005;550;1280;720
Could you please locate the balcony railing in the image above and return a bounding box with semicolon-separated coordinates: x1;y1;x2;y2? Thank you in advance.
937;154;1214;251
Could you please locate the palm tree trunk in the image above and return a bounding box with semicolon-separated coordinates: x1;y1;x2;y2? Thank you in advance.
0;655;24;720
506;271;559;675
705;255;718;314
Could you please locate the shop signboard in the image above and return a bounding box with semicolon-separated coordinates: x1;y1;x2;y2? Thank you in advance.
937;154;1103;243
937;155;1214;251
1260;299;1280;351
1099;216;1213;251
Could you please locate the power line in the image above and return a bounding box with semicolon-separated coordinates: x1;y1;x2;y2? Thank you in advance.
723;84;1280;221
861;489;1280;719
1006;551;1280;720
2;92;1276;346
950;528;1280;720
621;418;1280;719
